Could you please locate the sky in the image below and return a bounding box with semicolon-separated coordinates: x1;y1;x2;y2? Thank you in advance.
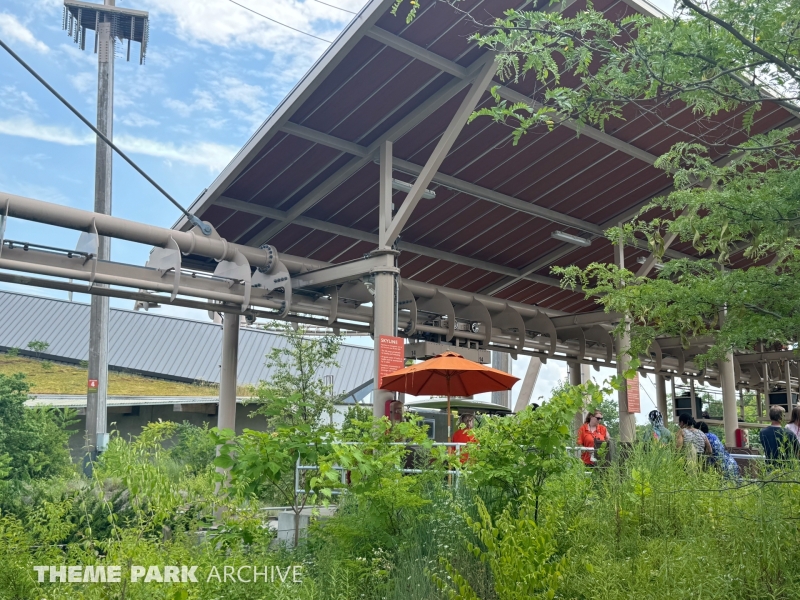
0;0;674;412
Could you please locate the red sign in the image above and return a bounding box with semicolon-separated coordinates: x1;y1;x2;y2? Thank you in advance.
626;376;640;413
88;379;98;393
378;335;405;388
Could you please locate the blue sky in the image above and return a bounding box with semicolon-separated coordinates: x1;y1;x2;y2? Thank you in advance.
0;0;672;410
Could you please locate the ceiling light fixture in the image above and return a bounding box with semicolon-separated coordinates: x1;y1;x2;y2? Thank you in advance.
551;231;592;247
392;178;436;200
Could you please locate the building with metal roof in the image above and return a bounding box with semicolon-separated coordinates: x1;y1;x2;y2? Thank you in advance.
1;0;795;448
0;290;373;399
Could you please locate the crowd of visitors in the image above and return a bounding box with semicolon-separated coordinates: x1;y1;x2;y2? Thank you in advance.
575;406;800;478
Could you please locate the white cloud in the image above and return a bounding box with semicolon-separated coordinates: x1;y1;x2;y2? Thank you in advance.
118;112;160;128
218;76;266;112
0;86;39;115
70;72;96;94
164;89;216;117
115;135;238;171
0;12;49;54
0;116;93;145
0;116;235;170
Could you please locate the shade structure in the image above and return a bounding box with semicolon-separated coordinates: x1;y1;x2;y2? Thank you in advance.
380;351;519;396
380;351;518;441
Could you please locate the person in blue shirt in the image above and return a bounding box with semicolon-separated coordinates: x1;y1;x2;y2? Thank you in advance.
696;421;739;479
760;406;800;466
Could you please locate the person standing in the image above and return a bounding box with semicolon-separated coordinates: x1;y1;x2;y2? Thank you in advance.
676;414;712;458
647;409;672;443
785;406;800;440
452;413;476;464
696;421;739;479
760;406;800;465
577;410;609;466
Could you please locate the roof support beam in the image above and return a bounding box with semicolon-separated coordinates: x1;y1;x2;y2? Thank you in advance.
216;195;564;288
367;26;660;166
245;58;490;248
383;58;499;248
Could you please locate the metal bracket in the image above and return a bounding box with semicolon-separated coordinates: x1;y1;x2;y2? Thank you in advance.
146;236;181;302
252;258;291;318
648;339;663;373
559;326;586;361
417;290;455;342
214;250;252;309
75;219;99;288
455;298;492;346
585;324;614;363
398;283;417;336
493;303;526;358
525;312;557;356
324;286;338;326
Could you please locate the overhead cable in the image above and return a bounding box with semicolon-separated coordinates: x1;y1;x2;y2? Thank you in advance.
0;37;213;236
226;0;334;43
309;0;357;14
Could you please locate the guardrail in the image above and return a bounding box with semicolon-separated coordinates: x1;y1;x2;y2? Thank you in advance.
294;443;769;495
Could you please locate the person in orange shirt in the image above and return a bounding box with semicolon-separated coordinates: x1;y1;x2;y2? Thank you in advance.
577;410;609;466
452;413;477;464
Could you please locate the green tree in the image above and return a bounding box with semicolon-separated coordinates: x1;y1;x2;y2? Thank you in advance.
468;379;607;522
251;322;342;427
0;373;74;481
459;0;800;365
26;340;49;359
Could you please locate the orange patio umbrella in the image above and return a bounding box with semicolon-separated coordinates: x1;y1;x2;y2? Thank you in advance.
379;351;519;441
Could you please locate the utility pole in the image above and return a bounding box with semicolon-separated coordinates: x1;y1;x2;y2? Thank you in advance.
62;0;149;462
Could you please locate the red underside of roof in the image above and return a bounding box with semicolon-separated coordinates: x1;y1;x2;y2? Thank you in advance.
195;0;796;314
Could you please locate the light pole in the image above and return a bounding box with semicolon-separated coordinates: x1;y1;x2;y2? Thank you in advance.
62;0;149;463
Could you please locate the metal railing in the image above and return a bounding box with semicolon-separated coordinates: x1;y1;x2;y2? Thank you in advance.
293;443;769;495
294;442;466;495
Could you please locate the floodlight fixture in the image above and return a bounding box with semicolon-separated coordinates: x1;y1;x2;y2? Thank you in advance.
63;0;150;64
551;230;592;247
392;178;436;200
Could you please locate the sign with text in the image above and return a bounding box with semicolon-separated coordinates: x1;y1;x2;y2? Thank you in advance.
88;379;99;393
378;335;405;388
626;375;640;413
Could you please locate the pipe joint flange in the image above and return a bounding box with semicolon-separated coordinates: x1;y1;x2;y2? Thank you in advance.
257;243;278;274
370;266;401;276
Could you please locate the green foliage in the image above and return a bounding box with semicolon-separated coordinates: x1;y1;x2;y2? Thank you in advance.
5;347;19;357
432;496;566;600
468;379;608;517
26;340;49;358
251;322;342;428
0;373;74;481
466;0;800;364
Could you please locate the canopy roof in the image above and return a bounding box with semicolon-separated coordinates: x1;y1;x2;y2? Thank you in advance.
179;0;796;315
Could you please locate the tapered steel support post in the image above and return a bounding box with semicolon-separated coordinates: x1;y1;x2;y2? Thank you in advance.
218;313;239;431
614;227;636;443
719;354;739;446
656;374;669;420
569;362;584;432
371;251;399;419
491;351;510;408
86;3;115;461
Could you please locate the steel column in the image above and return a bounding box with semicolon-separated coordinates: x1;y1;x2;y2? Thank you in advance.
86;4;114;459
218;313;239;431
491;351;510;408
614;228;637;442
569;361;584;432
719;354;738;445
371;251;399;418
514;356;541;412
656;374;669;420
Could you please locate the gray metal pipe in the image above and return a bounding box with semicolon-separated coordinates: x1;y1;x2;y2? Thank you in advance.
218;313;239;431
1;192;565;317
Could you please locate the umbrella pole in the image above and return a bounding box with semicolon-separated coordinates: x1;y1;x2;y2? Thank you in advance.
447;375;452;442
447;395;451;442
